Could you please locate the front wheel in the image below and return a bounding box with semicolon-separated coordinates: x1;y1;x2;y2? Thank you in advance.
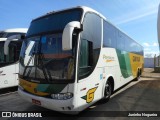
103;80;112;102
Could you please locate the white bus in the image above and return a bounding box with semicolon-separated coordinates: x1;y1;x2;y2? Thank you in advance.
0;28;27;89
18;6;144;113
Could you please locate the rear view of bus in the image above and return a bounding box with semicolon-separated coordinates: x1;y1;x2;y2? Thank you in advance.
18;6;143;113
0;28;27;89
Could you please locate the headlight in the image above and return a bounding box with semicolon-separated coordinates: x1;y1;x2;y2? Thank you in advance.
51;93;73;100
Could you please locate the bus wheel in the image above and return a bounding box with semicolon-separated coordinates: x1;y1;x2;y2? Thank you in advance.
136;69;141;81
104;80;112;102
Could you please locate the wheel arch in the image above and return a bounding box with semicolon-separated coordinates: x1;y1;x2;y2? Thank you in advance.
102;75;115;98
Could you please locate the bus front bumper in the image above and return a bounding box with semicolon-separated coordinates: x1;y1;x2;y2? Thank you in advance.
18;88;79;113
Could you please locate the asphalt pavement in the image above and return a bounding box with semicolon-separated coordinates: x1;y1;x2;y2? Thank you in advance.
0;68;160;120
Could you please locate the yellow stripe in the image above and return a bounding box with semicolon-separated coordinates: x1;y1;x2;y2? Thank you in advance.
106;60;114;62
129;53;144;77
19;78;49;96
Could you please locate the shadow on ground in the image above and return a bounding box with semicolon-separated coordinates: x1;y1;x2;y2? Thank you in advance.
5;79;160;120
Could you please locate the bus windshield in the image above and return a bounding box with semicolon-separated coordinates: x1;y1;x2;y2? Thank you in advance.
0;42;5;63
19;9;82;83
26;9;82;37
0;32;5;38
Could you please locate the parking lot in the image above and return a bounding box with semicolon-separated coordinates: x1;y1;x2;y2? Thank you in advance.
0;68;160;120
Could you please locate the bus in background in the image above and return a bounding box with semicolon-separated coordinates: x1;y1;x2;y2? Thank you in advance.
0;28;28;89
18;6;143;113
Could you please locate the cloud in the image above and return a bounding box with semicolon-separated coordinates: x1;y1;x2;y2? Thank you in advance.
143;42;159;47
114;1;159;25
153;42;158;46
143;43;150;47
116;9;157;25
144;51;159;58
144;48;151;51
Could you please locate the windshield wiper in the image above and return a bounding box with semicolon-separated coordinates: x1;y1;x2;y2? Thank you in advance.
37;53;52;82
22;51;53;83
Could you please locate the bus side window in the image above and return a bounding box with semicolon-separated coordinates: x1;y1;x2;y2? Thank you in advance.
15;41;22;62
117;31;125;50
103;21;116;48
79;39;93;67
79;39;93;78
6;45;15;63
78;12;102;80
0;42;5;63
5;41;20;63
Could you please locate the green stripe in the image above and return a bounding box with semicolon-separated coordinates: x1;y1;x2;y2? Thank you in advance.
116;49;132;78
37;84;67;94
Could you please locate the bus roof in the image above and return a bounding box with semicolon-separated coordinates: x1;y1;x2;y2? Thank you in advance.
0;28;28;33
31;6;143;48
32;6;106;21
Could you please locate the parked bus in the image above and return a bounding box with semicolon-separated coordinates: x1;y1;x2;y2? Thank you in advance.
0;28;27;89
18;6;144;113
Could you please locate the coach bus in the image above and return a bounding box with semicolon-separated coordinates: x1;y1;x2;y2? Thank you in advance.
18;6;144;113
0;28;27;89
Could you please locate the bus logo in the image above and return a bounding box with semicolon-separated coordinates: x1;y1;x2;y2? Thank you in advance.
81;87;97;103
103;55;115;63
133;56;140;62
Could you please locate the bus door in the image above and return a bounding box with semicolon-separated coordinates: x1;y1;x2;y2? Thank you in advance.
76;39;102;109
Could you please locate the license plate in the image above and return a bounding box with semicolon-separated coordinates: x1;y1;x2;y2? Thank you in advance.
32;99;41;106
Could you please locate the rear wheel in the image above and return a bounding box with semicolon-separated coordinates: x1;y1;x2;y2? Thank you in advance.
136;69;141;81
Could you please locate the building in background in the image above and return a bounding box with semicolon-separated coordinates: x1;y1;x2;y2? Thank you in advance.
144;57;159;68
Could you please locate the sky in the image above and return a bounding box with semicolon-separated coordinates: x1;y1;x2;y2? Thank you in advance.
0;0;160;58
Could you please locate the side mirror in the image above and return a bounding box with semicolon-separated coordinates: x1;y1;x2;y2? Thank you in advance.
62;21;82;51
4;34;25;55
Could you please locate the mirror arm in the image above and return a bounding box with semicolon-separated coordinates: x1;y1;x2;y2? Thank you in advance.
4;34;24;55
74;25;83;33
62;21;82;51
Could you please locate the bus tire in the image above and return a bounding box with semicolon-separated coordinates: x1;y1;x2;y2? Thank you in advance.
103;80;112;102
136;69;141;81
139;69;142;75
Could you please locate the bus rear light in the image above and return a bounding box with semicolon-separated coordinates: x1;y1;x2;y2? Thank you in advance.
51;93;73;100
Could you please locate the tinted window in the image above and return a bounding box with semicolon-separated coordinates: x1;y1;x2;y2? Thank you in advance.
103;21;116;48
0;42;5;63
103;20;143;55
6;33;23;38
0;32;25;38
117;31;125;50
0;32;5;38
6;45;15;62
0;41;20;67
27;9;82;37
125;36;143;55
78;13;102;79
